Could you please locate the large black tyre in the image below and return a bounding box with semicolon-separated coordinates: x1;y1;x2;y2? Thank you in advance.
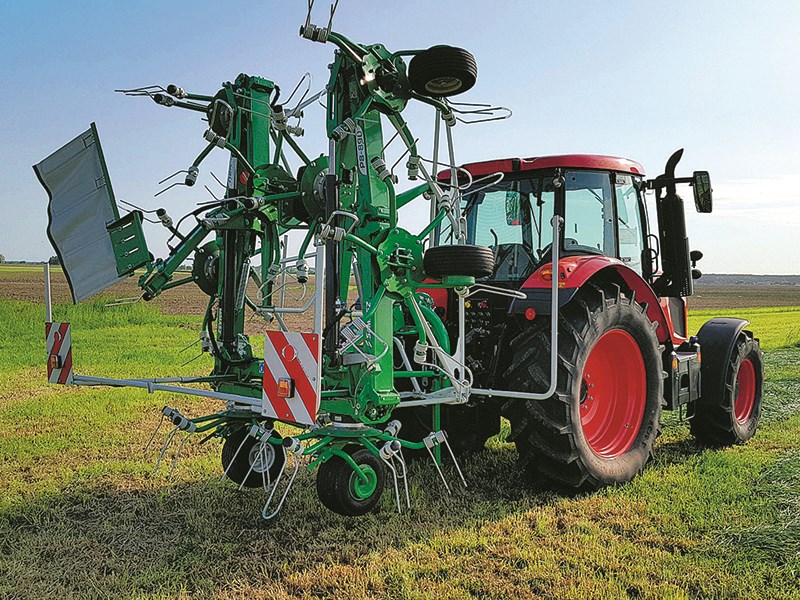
221;427;286;488
316;446;386;516
690;332;763;445
502;283;664;490
408;45;477;97
423;244;494;279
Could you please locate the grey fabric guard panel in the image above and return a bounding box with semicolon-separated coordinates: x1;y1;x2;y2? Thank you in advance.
34;125;124;303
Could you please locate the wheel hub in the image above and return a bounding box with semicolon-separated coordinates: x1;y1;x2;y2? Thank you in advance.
734;358;756;424
580;329;647;458
425;76;463;95
248;443;276;474
349;465;378;500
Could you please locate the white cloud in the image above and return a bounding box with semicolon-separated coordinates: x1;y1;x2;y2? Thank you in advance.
710;176;800;224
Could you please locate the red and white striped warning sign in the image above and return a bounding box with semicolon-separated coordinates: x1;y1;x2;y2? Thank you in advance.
45;322;73;385
262;331;320;425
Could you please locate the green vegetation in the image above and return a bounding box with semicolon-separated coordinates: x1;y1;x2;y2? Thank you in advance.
689;306;800;350
1;298;799;598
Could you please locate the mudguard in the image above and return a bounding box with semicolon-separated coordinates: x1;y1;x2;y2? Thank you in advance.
695;318;758;402
510;256;672;344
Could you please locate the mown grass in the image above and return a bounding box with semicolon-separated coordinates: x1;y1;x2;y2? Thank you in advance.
1;299;799;599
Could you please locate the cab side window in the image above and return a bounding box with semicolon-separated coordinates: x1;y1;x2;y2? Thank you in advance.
614;175;645;274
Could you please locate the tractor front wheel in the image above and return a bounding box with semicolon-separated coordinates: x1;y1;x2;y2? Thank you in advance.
690;331;763;445
316;446;386;516
503;283;664;490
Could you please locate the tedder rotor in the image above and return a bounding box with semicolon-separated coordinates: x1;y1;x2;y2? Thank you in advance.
35;5;763;519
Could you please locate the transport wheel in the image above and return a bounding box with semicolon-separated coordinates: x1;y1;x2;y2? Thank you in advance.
690;332;763;445
408;45;477;97
502;283;664;490
423;244;495;279
221;426;286;488
316;446;386;516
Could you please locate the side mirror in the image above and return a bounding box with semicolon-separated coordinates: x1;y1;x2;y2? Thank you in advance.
505;190;523;226
692;171;712;213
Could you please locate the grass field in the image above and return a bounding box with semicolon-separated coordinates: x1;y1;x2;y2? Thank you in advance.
1;268;800;598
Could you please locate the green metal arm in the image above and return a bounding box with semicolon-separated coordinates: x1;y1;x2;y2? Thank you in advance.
139;223;211;299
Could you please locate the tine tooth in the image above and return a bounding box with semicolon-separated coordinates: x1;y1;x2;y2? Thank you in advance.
168;433;191;478
221;427;252;482
442;433;467;489
153;426;178;476
144;415;165;453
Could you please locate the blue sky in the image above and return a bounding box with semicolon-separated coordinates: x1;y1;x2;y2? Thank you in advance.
1;1;798;274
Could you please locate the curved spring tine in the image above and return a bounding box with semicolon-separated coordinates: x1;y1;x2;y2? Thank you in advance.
114;85;167;97
157;169;189;186
153;426;179;475
118;199;161;223
167;432;192;478
284;72;312;109
446;100;513;124
441;432;467;489
464;171;506;197
382;457;402;513
220;429;252;482
261;458;299;521
424;441;451;495
143;414;165;453
237;440;263;491
396;449;411;509
259;443;273;493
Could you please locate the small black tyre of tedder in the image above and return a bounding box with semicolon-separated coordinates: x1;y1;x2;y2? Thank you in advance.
221;426;286;488
408;45;478;97
423;244;495;280
316;446;386;516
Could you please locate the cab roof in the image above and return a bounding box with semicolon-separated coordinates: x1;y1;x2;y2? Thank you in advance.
438;154;646;180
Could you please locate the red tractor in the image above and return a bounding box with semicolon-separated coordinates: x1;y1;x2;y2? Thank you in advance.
400;149;764;490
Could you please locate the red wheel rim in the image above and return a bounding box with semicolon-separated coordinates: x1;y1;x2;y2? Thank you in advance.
580;330;647;458
734;358;756;424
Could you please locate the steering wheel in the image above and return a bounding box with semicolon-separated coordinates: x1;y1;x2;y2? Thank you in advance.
538;238;606;260
492;243;537;279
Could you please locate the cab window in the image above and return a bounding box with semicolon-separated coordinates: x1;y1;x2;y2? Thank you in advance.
564;171;615;255
614;174;645;274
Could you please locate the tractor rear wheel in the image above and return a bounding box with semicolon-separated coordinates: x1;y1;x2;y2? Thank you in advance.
503;283;664;490
690;332;763;445
316;446;386;516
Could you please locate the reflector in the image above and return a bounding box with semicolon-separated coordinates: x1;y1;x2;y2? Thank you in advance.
34;123;124;303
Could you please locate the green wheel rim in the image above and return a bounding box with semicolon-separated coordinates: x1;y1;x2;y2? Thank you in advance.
349;465;378;500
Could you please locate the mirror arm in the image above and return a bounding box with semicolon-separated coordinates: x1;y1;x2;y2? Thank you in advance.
646;176;693;190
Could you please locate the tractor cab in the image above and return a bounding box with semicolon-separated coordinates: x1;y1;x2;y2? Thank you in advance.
427;151;716;410
439;155;651;283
